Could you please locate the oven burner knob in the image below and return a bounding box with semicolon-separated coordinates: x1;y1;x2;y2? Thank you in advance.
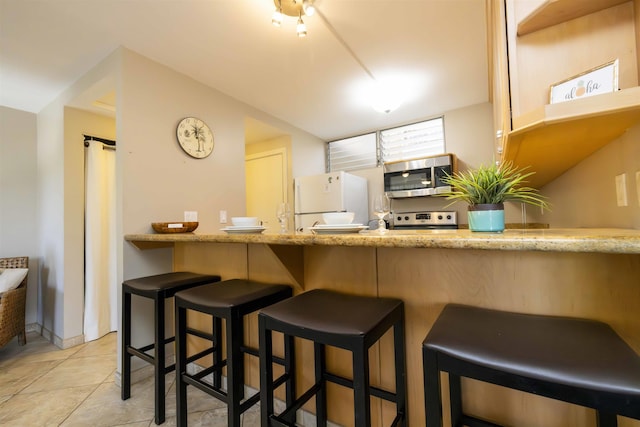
396;216;402;221
404;216;409;220
447;215;452;220
438;215;443;220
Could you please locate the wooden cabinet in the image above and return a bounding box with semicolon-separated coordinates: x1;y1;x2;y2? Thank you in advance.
495;0;640;188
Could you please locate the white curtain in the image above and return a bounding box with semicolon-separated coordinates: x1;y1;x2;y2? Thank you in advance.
84;141;117;341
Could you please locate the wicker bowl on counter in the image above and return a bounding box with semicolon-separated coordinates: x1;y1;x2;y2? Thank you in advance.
151;222;199;233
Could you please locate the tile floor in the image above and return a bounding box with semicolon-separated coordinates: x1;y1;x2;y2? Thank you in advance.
0;332;261;426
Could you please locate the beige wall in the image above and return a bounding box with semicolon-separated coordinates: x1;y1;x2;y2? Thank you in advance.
0;106;39;328
531;122;640;229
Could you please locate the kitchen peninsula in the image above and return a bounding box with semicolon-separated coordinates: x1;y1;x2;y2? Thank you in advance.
125;229;640;427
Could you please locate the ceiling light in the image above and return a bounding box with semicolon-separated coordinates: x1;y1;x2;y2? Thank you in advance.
272;8;283;27
271;0;312;37
302;0;316;16
271;0;283;27
371;81;402;114
296;13;307;37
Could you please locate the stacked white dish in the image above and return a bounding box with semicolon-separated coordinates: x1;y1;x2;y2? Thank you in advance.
310;224;368;234
222;216;265;234
221;225;266;234
310;212;367;234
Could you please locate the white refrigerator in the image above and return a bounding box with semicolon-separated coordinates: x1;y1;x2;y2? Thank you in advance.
294;171;369;233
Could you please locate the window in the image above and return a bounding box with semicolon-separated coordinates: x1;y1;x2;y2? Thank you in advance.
327;133;377;172
328;117;445;172
380;117;445;163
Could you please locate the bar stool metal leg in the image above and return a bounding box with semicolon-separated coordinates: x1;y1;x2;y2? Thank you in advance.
154;295;165;424
449;373;463;427
259;314;274;427
176;302;188;427
285;333;296;414
212;316;222;390
314;342;327;426
121;290;132;400
352;344;371;427
423;348;442;427
227;311;243;427
597;412;617;427
393;316;407;420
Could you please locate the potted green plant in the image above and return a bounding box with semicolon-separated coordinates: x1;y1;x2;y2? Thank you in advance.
440;162;550;232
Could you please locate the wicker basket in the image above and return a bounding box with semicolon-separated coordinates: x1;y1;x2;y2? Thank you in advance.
152;222;199;233
0;256;28;347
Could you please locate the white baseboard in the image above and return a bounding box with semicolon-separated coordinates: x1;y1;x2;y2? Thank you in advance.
26;322;40;333
39;326;84;349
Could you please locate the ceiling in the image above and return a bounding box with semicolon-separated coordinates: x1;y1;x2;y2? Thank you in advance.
0;0;489;142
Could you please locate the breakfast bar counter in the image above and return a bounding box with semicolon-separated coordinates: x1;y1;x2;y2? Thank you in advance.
125;229;640;427
126;227;640;253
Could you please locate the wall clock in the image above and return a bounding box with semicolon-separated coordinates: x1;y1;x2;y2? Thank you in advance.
176;117;214;159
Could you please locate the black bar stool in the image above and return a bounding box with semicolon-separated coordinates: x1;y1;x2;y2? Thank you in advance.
423;304;640;427
121;271;221;425
259;289;407;427
174;279;293;427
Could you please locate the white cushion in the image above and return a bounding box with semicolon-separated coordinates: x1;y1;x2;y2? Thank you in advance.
0;268;28;295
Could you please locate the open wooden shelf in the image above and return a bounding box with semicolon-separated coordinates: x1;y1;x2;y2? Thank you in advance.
517;0;630;35
502;87;640;188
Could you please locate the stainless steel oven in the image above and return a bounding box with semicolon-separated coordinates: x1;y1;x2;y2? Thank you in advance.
383;153;456;199
391;211;458;230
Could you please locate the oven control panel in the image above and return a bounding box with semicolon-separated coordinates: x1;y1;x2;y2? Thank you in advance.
392;211;458;228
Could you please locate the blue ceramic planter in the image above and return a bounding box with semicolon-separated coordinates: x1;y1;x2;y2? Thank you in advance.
468;203;505;232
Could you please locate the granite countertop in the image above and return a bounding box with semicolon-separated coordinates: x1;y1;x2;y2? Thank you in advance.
125;228;640;254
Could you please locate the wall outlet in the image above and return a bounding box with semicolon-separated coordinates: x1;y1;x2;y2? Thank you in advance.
184;211;198;221
219;210;227;223
615;174;628;207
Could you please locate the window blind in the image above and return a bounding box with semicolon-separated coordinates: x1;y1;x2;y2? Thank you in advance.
328;133;377;172
380;117;445;163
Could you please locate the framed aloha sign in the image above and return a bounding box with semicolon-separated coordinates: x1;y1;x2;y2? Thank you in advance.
549;59;619;104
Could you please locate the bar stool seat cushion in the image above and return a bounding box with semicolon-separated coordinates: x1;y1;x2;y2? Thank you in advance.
123;271;219;296
424;304;640;396
176;279;291;309
260;289;402;337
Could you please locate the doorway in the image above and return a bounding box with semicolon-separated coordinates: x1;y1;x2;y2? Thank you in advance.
245;147;289;231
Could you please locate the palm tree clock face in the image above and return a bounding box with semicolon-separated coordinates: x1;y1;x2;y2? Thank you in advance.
176;117;214;159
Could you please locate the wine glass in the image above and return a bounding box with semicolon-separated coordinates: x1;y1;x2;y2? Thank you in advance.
373;194;390;234
276;202;290;233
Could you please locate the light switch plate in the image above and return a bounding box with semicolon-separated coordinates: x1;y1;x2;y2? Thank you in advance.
615;174;628;207
219;210;227;223
184;211;198;221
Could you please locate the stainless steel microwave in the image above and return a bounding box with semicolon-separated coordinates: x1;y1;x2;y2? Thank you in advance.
383;154;456;198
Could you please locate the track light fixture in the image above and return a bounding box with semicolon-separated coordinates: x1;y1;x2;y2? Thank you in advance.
296;12;307;37
271;0;314;36
271;1;283;27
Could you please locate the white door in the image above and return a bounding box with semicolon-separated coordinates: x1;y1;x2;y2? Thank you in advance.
245;148;288;232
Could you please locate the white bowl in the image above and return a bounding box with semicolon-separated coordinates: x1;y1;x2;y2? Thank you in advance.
231;216;259;227
322;212;355;225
